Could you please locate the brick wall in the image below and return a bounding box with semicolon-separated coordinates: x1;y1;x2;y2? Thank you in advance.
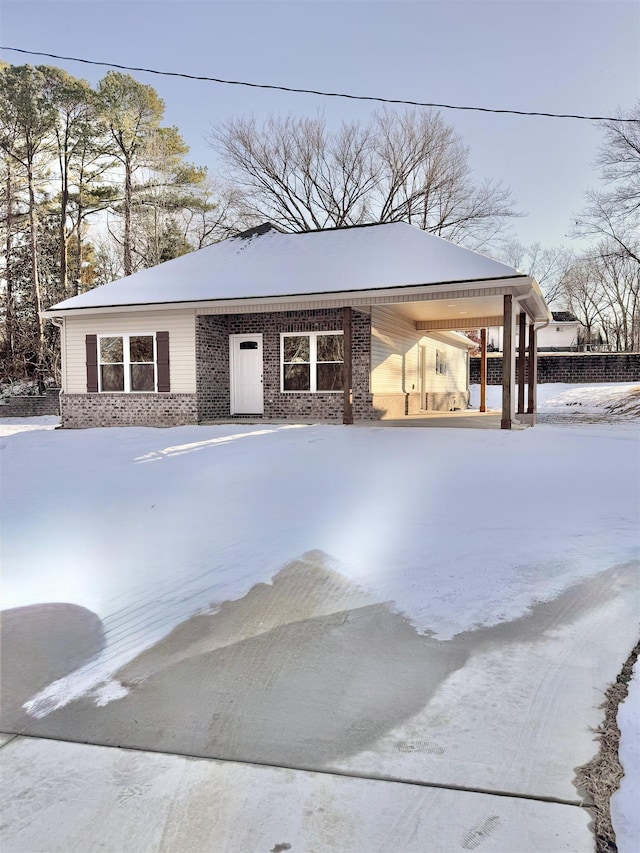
470;353;640;385
61;393;198;428
0;388;60;417
197;308;378;421
196;315;230;421
351;310;379;420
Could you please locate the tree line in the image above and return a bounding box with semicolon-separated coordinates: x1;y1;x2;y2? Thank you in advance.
0;63;236;384
1;62;638;386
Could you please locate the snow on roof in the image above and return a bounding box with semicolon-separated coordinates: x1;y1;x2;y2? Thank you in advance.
551;311;579;323
47;222;526;313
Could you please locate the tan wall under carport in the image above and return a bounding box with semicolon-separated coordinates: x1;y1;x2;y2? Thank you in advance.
370;306;469;398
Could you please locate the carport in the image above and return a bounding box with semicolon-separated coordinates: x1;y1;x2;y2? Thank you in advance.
381;288;548;429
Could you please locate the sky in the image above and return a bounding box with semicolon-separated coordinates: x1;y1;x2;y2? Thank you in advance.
1;0;638;253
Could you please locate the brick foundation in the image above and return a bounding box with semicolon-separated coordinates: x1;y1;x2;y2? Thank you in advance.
370;390;470;418
370;393;417;418
61;393;198;428
425;391;470;411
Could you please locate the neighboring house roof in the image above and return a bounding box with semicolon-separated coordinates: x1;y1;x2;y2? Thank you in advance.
551;311;579;323
45;222;530;314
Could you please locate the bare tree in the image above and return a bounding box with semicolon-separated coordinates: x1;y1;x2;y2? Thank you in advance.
558;260;604;349
575;102;640;266
556;246;640;351
177;176;245;248
590;247;640;351
211;114;375;231
373;110;516;248
569;101;640;350
210;110;518;247
497;239;573;305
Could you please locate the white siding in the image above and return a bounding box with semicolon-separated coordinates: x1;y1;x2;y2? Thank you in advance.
537;323;579;349
371;306;421;393
371;307;469;395
420;332;469;394
488;323;580;351
62;309;197;394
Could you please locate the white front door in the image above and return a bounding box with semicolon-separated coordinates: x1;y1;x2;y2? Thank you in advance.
230;334;264;414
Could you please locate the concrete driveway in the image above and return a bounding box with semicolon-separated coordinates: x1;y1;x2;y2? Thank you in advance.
1;418;638;852
1;551;637;852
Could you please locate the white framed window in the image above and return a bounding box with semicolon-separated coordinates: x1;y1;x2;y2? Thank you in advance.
435;349;447;375
281;331;344;392
98;334;156;392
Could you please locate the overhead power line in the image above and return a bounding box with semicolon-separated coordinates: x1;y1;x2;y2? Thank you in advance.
0;45;636;123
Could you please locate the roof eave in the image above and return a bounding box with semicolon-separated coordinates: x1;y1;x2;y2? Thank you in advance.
525;277;553;324
42;274;538;320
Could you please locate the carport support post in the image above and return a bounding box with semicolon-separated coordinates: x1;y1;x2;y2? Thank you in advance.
480;328;487;412
501;295;516;429
527;322;538;420
517;311;527;415
343;306;353;424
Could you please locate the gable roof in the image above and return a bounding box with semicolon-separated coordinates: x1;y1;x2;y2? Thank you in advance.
45;222;527;313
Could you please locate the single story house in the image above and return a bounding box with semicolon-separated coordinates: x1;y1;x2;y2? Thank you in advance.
487;311;582;352
42;222;551;429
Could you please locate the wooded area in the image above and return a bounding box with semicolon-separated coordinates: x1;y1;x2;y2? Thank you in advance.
0;63;236;385
1;62;638;386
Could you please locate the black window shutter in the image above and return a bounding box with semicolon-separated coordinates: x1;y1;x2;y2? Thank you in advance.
86;335;98;392
156;331;170;392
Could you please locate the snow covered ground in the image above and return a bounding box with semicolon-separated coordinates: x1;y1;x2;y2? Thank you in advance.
470;380;640;419
1;382;638;851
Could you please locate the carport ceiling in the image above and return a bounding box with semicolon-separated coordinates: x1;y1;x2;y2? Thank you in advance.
389;294;506;324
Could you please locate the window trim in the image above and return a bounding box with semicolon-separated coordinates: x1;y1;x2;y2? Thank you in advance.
280;331;344;393
97;333;157;393
435;348;448;375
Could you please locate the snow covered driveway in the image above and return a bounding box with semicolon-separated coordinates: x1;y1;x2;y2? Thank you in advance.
1;404;638;851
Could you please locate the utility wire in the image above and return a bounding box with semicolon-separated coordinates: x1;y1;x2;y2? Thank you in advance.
0;45;636;123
